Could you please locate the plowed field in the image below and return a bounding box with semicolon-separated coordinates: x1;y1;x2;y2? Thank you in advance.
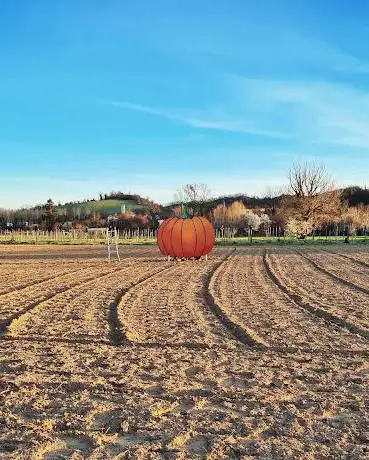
0;245;368;459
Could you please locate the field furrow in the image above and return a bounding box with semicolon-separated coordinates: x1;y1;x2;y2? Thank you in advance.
296;249;369;293
0;263;87;296
345;252;369;265
0;262;135;331
268;250;369;331
6;260;170;342
0;245;368;459
120;254;240;347
210;251;368;351
323;248;369;269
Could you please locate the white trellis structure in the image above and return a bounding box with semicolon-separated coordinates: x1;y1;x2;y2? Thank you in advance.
106;227;121;262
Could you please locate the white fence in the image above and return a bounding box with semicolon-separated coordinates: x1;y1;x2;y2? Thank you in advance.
0;229;158;244
1;224;368;244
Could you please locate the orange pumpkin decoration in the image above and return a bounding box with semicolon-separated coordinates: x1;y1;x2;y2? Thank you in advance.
157;209;215;259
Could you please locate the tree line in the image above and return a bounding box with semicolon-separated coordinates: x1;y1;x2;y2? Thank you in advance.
1;163;369;240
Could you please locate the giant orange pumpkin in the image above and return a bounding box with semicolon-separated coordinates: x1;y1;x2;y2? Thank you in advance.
157;213;215;259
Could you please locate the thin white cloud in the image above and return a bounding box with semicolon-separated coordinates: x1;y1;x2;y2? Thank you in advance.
228;77;369;150
99;79;369;149
99;98;291;139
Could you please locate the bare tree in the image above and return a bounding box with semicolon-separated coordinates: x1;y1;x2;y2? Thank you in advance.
288;162;333;197
174;183;212;216
174;183;211;204
283;162;342;238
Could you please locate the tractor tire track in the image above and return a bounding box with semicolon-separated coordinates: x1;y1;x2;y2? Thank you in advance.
0;252;159;323
0;262;117;310
264;251;369;341
295;249;369;296
107;263;175;346
0;263;136;336
206;250;266;347
268;249;369;330
210;249;368;350
321;247;369;270
0;265;85;296
8;261;169;343
116;250;248;348
108;263;176;345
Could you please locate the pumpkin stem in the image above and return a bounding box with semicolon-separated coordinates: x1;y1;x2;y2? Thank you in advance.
180;204;190;219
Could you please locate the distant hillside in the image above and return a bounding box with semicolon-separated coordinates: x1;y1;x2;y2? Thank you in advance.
55;192;161;218
165;194;287;215
209;188;369;210
56;199;147;217
208;194;286;209
6;186;369;221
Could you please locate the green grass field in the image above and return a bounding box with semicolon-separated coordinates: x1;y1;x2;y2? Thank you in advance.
217;235;369;246
1;233;368;246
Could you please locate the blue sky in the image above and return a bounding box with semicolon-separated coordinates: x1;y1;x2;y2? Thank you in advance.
1;0;369;208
